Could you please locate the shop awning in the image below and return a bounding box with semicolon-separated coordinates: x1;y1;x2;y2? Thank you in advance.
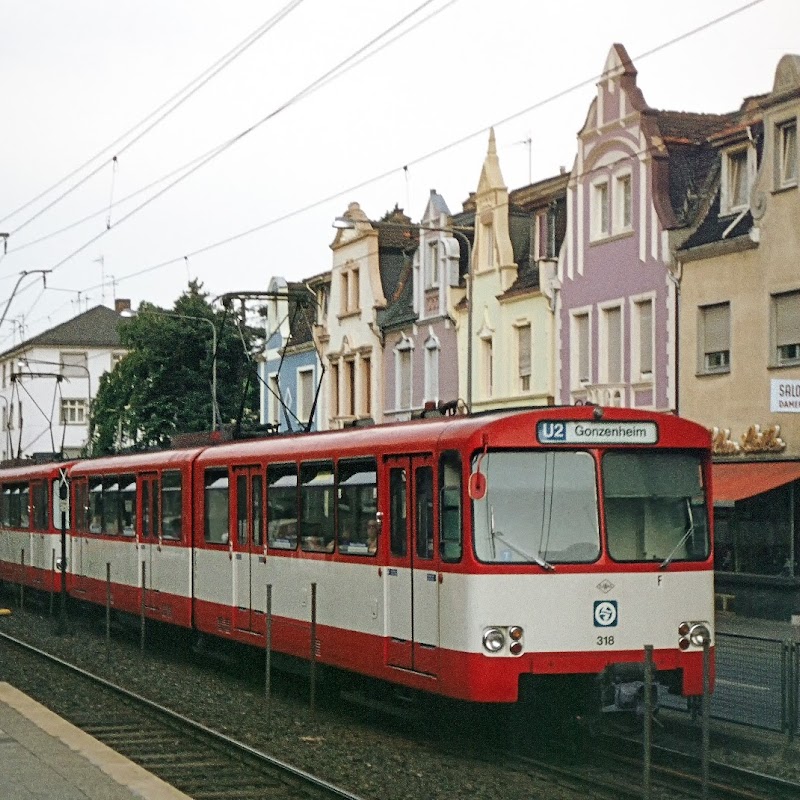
712;461;800;504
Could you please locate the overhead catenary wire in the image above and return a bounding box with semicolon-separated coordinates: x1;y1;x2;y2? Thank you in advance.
13;0;766;335
0;0;307;233
4;0;451;261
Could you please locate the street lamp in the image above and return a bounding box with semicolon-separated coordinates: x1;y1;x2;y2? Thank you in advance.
332;215;475;412
121;308;219;431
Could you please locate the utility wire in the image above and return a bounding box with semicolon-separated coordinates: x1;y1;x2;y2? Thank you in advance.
0;0;306;233
18;0;765;331
5;0;450;259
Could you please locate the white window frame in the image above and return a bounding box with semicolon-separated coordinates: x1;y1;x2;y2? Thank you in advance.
771;289;800;367
423;335;440;404
60;351;88;379
570;308;592;388
630;294;655;382
60;399;87;425
720;145;753;215
591;178;610;240
394;337;413;410
614;171;633;232
778;119;798;189
426;241;440;288
268;373;281;425
515;321;532;393
297;366;315;423
599;302;624;384
698;302;731;374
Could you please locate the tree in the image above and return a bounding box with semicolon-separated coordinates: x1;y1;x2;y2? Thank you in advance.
89;282;261;454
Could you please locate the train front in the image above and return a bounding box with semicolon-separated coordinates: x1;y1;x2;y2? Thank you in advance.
461;407;713;712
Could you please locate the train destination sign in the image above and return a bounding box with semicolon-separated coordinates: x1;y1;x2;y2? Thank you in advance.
537;420;658;445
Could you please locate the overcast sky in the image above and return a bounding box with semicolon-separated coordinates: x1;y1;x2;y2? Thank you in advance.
1;0;796;346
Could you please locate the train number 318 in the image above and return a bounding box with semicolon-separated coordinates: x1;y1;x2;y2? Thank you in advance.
596;635;615;646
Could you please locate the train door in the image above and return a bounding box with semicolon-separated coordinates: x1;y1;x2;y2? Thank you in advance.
139;473;159;607
233;466;264;632
30;479;49;588
72;477;89;595
384;454;440;676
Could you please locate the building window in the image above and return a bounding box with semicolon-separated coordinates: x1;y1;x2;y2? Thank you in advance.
426;241;439;288
721;147;750;214
778;120;798;188
772;290;800;366
341;266;360;315
517;323;531;392
268;374;281;425
615;173;632;230
534;211;549;259
602;305;622;384
60;399;87;425
698;303;731;373
60;351;88;378
343;359;355;416
481;223;494;269
329;362;340;419
361;354;372;416
633;298;653;378
573;312;591;385
298;368;314;423
481;336;493;397
395;339;413;410
424;337;440;403
591;180;610;239
316;283;329;324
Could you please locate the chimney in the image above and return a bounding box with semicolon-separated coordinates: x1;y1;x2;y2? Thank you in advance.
115;298;131;314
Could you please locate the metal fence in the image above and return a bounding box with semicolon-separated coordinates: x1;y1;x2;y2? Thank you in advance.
663;633;800;737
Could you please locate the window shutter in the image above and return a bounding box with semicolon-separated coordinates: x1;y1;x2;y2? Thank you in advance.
703;304;730;352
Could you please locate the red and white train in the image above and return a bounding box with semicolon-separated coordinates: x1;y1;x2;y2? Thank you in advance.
0;405;714;707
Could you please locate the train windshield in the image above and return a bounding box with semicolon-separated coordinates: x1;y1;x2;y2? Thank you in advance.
473;451;600;565
602;451;710;565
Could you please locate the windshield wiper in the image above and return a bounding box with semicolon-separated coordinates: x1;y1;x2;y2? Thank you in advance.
660;499;695;570
492;527;555;570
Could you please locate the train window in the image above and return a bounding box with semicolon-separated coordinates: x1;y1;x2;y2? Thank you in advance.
336;459;377;554
204;469;229;544
236;474;248;546
0;486;9;527
415;467;434;560
473;451;600;564
103;478;121;535
161;471;182;540
120;476;136;536
88;478;103;533
603;452;710;564
267;464;297;550
253;475;264;546
52;478;70;531
4;484;30;528
300;462;334;552
389;469;407;557
439;451;462;562
19;485;30;529
32;481;48;531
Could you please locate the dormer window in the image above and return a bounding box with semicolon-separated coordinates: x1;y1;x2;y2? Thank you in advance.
426;241;439;288
340;266;360;315
778;120;798;188
721;146;751;215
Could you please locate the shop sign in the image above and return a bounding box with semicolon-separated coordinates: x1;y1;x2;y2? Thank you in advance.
771;379;800;413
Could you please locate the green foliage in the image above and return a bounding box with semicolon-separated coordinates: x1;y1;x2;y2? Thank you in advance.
89;282;261;455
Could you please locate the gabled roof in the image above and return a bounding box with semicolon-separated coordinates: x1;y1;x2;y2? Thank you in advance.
0;305;125;360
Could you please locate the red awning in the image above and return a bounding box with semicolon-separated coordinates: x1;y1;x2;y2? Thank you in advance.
712;461;800;504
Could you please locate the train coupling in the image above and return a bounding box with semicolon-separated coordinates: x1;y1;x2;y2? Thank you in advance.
598;664;663;716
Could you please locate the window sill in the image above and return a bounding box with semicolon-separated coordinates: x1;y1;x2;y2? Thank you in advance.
696;368;731;377
772;181;798;195
588;229;635;246
337;310;361;321
768;360;800;370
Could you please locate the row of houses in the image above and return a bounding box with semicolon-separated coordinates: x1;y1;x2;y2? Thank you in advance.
260;46;800;619
0;45;797;619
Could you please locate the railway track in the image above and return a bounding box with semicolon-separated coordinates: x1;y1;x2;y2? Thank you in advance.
0;630;365;800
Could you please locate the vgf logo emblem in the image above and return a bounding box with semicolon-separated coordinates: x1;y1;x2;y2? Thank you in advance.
593;600;618;627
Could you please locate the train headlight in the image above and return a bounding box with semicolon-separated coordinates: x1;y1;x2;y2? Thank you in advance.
482;628;505;653
688;623;711;647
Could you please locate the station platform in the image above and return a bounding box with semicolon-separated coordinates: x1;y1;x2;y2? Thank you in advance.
0;682;190;800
